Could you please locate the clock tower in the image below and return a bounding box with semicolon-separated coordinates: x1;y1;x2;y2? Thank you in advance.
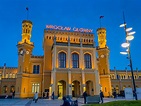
15;20;34;98
97;28;112;97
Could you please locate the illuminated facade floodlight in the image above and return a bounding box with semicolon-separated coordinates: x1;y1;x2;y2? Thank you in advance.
128;31;136;35
119;23;126;27
121;42;130;48
120;52;128;55
126;35;134;41
126;27;132;32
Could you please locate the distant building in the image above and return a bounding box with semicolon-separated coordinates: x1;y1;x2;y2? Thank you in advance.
0;20;140;98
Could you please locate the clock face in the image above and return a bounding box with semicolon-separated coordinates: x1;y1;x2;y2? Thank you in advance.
101;54;104;58
26;51;29;54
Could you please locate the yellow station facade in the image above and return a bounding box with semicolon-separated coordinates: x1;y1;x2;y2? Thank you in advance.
0;20;141;98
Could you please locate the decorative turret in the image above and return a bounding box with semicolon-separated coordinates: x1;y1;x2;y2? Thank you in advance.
18;20;33;45
97;27;111;97
97;28;107;48
16;19;34;98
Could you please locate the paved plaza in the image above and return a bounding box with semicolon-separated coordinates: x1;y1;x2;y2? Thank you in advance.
0;97;127;106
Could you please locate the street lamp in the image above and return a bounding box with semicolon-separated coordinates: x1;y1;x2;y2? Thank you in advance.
119;14;137;100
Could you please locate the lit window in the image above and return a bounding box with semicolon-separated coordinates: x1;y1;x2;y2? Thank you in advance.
123;85;126;90
10;86;15;92
9;73;12;78
72;53;79;68
58;52;66;68
32;83;40;93
3;86;7;93
6;74;8;78
33;65;40;74
84;53;92;69
12;74;16;78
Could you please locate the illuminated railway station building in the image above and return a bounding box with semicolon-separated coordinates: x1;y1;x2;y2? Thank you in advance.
0;19;141;98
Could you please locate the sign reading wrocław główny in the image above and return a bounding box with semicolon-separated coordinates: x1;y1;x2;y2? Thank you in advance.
46;25;93;33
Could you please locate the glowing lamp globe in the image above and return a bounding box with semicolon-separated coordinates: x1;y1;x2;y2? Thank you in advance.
126;27;132;32
128;31;136;35
120;23;126;27
121;42;130;48
126;35;134;41
120;52;128;55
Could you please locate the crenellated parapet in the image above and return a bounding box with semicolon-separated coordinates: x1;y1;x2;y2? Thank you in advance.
44;29;94;44
31;55;44;58
0;67;17;69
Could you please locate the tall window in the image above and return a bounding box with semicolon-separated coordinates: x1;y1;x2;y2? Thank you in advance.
84;53;92;69
59;52;66;68
10;86;15;92
33;65;40;74
72;53;79;68
32;83;40;93
3;86;7;93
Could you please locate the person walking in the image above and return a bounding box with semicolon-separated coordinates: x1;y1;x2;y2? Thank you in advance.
83;91;87;104
112;88;117;99
34;91;38;103
46;91;49;99
12;90;15;99
52;91;54;100
100;90;104;103
42;92;45;99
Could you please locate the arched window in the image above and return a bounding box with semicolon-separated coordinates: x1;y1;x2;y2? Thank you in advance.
72;53;79;68
59;52;66;68
84;53;92;69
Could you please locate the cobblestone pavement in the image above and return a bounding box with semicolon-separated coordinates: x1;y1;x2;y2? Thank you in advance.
0;97;127;106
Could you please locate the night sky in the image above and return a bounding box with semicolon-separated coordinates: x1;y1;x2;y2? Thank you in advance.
0;0;141;70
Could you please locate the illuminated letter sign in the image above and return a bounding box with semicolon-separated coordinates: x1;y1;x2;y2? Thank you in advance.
46;25;93;33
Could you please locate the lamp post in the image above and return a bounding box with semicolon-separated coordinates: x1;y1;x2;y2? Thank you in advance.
120;14;137;100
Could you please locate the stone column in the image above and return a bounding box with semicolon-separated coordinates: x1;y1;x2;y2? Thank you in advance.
95;70;100;95
80;37;86;93
67;36;72;97
51;43;56;98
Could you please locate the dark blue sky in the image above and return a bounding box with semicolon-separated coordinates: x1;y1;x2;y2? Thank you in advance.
0;0;141;70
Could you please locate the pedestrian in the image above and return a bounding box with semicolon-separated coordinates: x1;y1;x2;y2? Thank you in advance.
83;91;87;104
34;91;38;103
112;89;117;98
52;91;54;100
60;96;71;106
46;91;49;99
42;92;45;99
12;90;15;99
100;90;104;103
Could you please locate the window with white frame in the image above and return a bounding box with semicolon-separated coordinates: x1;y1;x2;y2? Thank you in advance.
32;83;40;93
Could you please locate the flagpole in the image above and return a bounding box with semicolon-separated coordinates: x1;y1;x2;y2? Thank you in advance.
99;16;104;28
26;7;29;20
99;18;101;28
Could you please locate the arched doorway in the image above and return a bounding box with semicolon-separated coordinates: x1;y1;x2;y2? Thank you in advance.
72;80;80;97
86;80;93;96
58;80;66;99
